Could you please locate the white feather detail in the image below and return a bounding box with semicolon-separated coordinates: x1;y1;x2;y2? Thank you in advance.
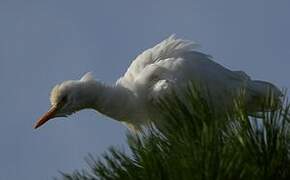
80;72;95;82
116;35;199;89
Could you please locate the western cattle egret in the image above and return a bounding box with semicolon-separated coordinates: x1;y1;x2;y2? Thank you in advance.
34;35;282;130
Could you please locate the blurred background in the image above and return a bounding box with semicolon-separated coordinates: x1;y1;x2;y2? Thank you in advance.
0;0;289;179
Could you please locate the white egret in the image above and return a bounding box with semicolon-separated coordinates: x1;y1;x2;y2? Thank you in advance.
34;35;282;130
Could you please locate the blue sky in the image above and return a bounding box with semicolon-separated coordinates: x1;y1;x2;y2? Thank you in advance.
0;1;289;179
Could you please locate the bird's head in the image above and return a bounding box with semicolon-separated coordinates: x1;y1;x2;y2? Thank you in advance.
34;72;95;129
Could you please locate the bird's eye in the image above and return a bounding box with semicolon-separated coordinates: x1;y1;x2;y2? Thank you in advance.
61;95;68;103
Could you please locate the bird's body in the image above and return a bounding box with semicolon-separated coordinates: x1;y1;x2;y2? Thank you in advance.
34;36;282;130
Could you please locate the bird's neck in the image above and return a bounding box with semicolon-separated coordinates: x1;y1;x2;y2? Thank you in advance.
78;80;138;122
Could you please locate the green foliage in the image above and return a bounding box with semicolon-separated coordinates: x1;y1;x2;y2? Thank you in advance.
57;87;290;180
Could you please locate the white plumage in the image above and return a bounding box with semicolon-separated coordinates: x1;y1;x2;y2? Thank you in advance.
34;35;282;130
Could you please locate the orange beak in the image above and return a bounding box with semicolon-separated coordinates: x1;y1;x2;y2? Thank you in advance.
34;106;58;129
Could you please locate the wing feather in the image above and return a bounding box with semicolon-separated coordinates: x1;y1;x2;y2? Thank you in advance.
116;35;199;90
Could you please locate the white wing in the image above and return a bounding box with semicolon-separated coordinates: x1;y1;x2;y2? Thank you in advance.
116;35;199;92
114;35;282;126
116;36;252;100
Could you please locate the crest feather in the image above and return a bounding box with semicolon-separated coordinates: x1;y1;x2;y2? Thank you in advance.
50;84;61;106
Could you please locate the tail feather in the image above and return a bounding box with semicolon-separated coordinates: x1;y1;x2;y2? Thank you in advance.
246;80;282;113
